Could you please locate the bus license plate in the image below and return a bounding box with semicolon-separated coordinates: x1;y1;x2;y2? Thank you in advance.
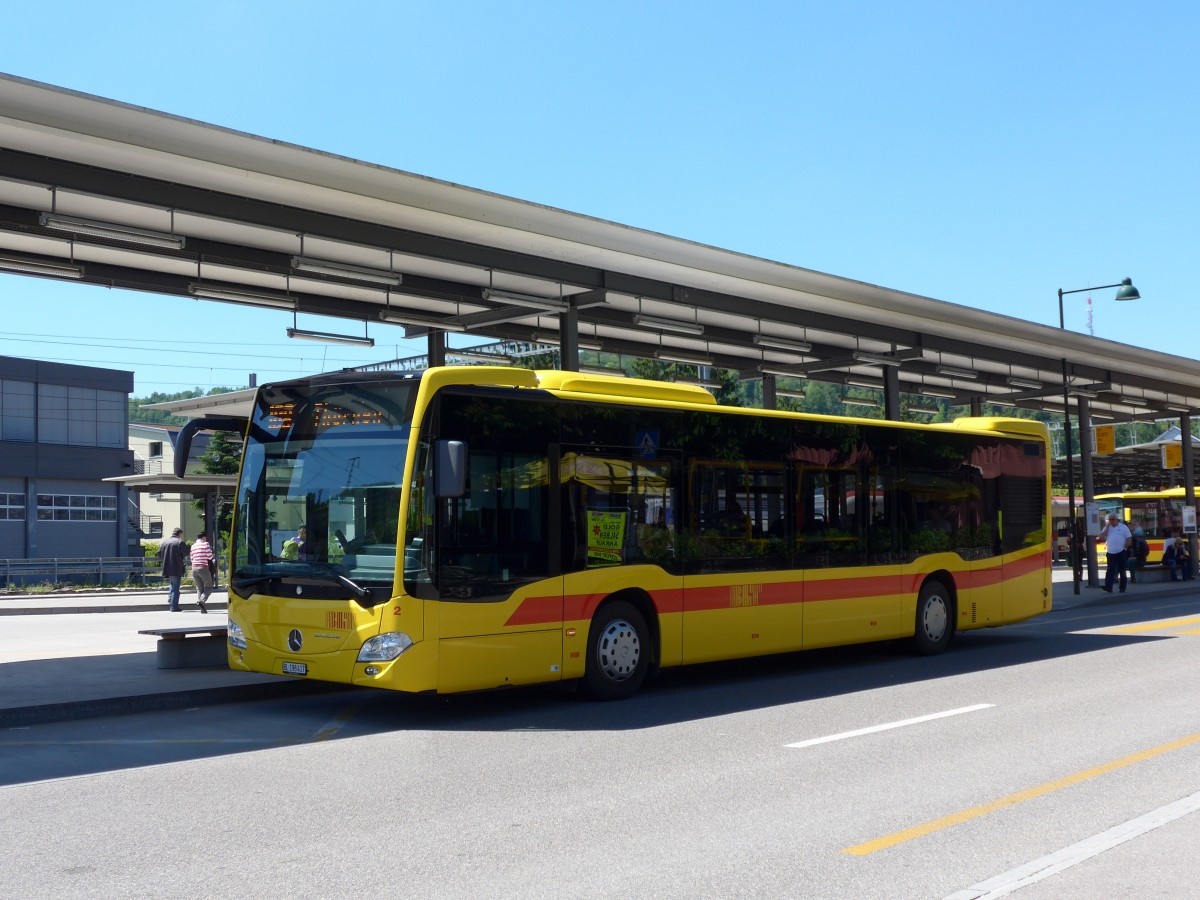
282;661;307;676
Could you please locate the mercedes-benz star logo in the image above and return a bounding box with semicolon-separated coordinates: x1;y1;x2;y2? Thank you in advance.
288;629;303;652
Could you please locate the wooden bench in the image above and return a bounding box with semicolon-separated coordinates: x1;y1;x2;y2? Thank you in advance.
138;626;229;669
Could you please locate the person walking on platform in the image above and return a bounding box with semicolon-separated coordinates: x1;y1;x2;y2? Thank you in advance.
1099;512;1132;594
158;527;188;611
190;531;215;613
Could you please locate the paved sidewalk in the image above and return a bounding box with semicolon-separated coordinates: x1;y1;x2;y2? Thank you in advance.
0;569;1194;728
0;588;346;727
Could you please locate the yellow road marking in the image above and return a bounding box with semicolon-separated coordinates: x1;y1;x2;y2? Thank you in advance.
313;700;366;741
843;731;1200;856
1102;616;1200;635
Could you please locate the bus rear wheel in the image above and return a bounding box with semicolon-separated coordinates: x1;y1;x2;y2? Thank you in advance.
582;600;649;700
913;580;954;655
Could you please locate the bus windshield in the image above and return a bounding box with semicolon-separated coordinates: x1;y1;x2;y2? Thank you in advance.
231;378;416;599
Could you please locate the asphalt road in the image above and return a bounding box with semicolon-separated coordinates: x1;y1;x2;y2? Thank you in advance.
3;591;1200;899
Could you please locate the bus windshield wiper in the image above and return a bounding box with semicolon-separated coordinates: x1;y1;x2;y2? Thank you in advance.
233;573;282;590
233;569;377;608
301;570;376;606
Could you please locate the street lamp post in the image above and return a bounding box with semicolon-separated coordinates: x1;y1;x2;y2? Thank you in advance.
1058;277;1140;594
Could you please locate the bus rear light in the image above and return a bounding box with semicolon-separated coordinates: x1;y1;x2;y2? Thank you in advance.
358;632;413;662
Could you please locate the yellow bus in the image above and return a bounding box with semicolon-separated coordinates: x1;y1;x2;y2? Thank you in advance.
1094;488;1198;565
211;366;1051;700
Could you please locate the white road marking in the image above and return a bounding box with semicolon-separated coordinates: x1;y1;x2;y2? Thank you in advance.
785;703;994;749
944;790;1200;899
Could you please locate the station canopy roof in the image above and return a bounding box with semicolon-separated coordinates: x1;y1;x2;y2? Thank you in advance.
3;73;1200;444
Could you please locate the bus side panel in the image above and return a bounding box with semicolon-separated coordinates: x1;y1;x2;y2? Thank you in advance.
802;567;905;651
681;573;805;664
438;631;565;693
434;577;564;693
1003;549;1052;623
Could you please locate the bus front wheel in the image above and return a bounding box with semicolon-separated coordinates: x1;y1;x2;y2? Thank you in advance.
913;580;954;655
582;600;649;700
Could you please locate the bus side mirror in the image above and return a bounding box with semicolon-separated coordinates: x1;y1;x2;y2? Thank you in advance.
435;440;467;498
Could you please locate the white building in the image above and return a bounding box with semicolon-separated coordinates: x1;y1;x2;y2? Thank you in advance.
126;423;211;542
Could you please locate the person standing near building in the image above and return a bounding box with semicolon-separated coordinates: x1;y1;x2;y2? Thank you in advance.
158;527;188;612
190;531;215;613
1099;512;1133;594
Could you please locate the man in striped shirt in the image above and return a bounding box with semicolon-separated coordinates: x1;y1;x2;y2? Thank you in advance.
190;531;216;613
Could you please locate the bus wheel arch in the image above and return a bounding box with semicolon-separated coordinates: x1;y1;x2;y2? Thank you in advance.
581;592;656;701
912;574;956;655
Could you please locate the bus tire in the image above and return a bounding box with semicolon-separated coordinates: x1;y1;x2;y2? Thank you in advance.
582;600;649;700
913;579;954;655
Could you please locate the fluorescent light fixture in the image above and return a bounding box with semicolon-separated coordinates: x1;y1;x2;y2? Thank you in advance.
775;389;806;401
1120;396;1149;407
1007;376;1043;389
759;365;807;378
0;255;84;279
287;327;374;348
754;334;812;353
633;314;704;335
379;309;466;332
189;284;295;310
654;349;714;367
536;335;603;351
1089;411;1115;420
482;288;566;311
1068;387;1100;399
579;366;627;378
935;364;976;378
1008;374;1046;388
450;349;514;364
908;403;941;414
291;257;402;286
989;397;1017;407
841;394;881;409
846;378;877;388
41;213;185;249
1163;405;1193;413
920;387;959;399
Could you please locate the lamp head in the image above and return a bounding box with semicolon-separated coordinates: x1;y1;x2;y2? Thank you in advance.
1114;277;1140;301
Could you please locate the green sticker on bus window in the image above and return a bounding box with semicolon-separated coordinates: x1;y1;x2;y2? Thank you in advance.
587;509;628;567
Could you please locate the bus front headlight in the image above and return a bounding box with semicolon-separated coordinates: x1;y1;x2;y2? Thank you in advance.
358;632;413;662
228;619;247;650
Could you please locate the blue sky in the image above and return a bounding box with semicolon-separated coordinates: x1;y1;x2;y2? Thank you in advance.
1;1;1195;395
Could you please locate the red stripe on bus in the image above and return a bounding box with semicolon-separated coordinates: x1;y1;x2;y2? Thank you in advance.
505;553;1047;626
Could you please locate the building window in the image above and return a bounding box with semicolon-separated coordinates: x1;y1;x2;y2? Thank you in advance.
0;379;36;442
149;441;163;458
36;494;117;522
0;493;26;520
37;385;125;449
